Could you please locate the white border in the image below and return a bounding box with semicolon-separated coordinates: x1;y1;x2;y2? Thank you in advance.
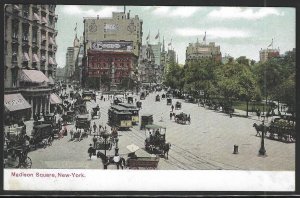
4;169;295;191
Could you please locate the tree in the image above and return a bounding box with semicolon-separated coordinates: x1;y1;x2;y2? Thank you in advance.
216;62;260;116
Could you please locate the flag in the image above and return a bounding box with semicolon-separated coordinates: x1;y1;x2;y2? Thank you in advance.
155;30;159;39
168;39;172;46
268;39;273;47
146;31;150;40
203;31;206;42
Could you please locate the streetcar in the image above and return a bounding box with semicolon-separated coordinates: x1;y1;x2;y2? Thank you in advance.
82;90;96;101
118;103;140;125
108;105;132;129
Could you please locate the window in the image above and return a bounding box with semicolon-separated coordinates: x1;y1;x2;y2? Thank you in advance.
22;23;29;41
11;67;18;87
32;27;38;43
23;5;29;17
12;20;19;39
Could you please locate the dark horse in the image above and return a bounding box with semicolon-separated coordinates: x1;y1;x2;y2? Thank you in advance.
253;123;268;137
97;151;126;169
162;142;171;159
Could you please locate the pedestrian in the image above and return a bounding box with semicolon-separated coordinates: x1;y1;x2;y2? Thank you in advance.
88;144;93;159
188;114;191;124
171;104;174;112
99;124;102;132
93;135;97;147
70;127;74;140
93;122;97;133
170;112;173;120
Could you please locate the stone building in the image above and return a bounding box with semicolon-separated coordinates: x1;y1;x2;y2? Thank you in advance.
82;10;143;88
185;39;222;64
259;48;280;63
4;4;58;121
65;34;80;81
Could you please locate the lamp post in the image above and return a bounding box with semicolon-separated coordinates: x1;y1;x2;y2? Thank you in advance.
102;131;110;169
259;120;266;156
115;137;119;156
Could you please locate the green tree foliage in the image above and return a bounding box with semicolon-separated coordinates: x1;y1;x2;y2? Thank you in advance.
164;61;184;90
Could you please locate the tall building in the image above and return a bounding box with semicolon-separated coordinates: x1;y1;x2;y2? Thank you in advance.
149;42;161;65
65;34;80;81
259;48;280;63
4;4;59;121
185;39;222;64
83;11;143;57
82;10;142;88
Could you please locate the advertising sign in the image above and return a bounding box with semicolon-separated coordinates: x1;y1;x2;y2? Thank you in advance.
91;41;133;52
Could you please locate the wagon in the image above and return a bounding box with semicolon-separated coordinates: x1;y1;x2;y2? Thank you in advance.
75;114;91;131
140;114;153;130
127;96;134;104
175;112;189;125
167;98;172;105
144;124;171;158
127;157;159;169
175;101;181;110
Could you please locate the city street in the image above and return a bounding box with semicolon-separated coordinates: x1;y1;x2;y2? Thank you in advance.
27;88;294;170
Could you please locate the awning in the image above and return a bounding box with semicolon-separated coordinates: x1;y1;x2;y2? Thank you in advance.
19;69;49;83
50;93;62;104
14;5;20;10
49;37;55;45
49;57;55;65
41;17;48;24
48;76;55;85
33;13;40;21
4;93;31;112
23;53;30;62
32;54;39;62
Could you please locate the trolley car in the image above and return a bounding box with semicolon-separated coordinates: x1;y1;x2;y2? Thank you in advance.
118;103;140;125
108;105;132;129
82;91;96;101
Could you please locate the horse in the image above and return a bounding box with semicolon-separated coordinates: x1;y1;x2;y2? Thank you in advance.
162;142;171;159
253;123;268;137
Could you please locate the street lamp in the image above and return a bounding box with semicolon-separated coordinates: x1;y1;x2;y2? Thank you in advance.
101;131;110;169
115;137;119;155
259;120;266;156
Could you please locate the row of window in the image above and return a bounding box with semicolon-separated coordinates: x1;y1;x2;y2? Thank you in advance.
88;62;131;67
90;57;131;62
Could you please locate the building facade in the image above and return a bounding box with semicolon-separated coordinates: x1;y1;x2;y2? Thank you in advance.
4;4;58;120
185;40;222;64
259;48;280;63
86;49;137;85
83;11;143;57
65;34;80;81
82;11;143;88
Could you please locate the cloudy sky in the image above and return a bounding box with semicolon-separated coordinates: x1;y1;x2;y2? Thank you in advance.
55;5;295;67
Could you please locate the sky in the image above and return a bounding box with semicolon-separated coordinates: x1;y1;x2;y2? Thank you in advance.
55;5;295;67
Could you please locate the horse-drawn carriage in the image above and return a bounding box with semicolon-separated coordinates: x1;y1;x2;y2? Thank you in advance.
62;111;76;124
185;95;195;103
91;106;100;119
155;95;160;102
127;157;160;169
136;101;142;109
82;91;96;101
30;124;54;150
43;113;56;126
140;114;153;130
144;124;171;159
167;98;172;105
161;94;166;99
175;101;182;110
175;112;190;125
253;118;296;142
75;114;91;131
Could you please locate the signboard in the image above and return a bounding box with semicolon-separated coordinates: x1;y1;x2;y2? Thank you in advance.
104;24;119;32
91;41;133;52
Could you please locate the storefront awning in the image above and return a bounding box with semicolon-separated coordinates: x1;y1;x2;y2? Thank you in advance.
32;54;39;62
23;53;30;62
33;13;40;21
4;93;31;112
50;93;62;104
19;69;49;83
